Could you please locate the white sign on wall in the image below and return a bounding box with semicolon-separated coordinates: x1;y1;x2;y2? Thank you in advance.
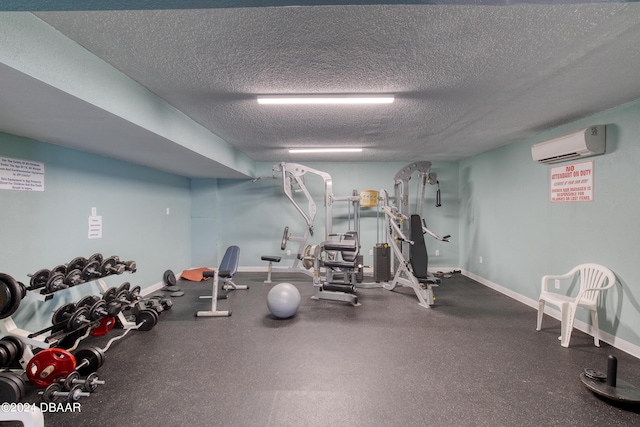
88;207;103;239
550;160;594;203
0;156;45;191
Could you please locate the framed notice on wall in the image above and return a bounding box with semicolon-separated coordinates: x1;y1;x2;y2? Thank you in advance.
550;160;594;203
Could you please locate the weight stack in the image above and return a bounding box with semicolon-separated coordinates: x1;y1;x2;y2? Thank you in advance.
373;244;391;283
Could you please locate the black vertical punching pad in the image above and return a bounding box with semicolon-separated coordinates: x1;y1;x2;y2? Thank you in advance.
409;215;429;279
580;355;640;405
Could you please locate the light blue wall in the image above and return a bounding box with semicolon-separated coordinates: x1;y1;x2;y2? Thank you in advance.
459;99;640;349
1;132;191;332
193;160;459;269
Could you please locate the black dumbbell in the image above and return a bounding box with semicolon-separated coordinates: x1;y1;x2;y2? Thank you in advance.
39;383;90;403
61;371;105;392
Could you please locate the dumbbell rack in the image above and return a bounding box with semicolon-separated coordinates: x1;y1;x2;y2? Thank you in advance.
0;278;139;371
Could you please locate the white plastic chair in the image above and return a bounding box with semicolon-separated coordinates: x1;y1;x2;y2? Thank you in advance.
536;263;615;348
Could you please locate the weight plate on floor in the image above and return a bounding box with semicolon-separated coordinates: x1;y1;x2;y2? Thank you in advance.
52;302;77;325
41;382;62;402
29;269;50;289
0;273;23;319
136;309;158;331
169;291;184;297
27;348;76;388
584;368;607;382
74;346;104;376
164;285;181;292
63;371;80;391
84;372;100;392
163;270;177;287
67;257;87;272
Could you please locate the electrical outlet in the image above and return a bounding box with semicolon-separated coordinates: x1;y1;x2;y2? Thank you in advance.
287;250;291;256
555;279;560;289
435;250;440;256
166;208;170;215
479;256;483;264
369;249;374;256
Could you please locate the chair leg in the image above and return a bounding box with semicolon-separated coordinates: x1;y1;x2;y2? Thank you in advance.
561;304;576;348
591;309;600;347
536;300;545;331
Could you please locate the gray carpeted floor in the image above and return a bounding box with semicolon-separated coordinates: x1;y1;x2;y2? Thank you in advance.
13;272;640;426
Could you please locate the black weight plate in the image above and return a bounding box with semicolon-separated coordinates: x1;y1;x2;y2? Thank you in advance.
102;287;117;303
67;307;90;331
89;300;107;320
84;372;100;392
0;273;22;319
52;302;77;325
0;372;25;399
584;368;607;382
29;269;50;289
129;285;142;300
63;371;80;391
52;264;67;275
64;268;84;286
0;281;11;314
77;295;100;308
81;260;100;279
163;270;177;287
106;302;122;317
67;257;87;272
164;285;181;292
116;282;130;295
42;382;62;403
160;298;173;310
45;272;66;293
17;282;27;299
74;347;104;376
0;340;17;365
136;309;158;331
88;253;104;264
0;346;8;367
170;291;185;297
2;336;25;362
0;375;21;404
100;257;118;276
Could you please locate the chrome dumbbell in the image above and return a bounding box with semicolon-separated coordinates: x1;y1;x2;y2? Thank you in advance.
39;383;90;403
61;371;105;392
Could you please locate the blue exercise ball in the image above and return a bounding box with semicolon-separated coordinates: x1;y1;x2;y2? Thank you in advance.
267;282;301;319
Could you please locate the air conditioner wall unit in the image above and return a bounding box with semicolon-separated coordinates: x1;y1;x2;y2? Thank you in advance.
531;125;605;164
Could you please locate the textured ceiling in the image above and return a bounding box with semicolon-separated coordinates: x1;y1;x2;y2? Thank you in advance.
3;3;640;176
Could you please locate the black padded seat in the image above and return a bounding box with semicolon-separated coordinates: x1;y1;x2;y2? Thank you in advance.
410;215;440;284
261;256;281;263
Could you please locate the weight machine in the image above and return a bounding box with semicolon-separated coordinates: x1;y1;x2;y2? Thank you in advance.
381;161;450;308
269;162;363;305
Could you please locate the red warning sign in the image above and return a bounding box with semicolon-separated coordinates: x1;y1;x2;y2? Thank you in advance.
550;160;593;203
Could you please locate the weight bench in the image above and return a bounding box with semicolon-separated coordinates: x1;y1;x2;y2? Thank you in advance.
218;246;247;291
261;255;281;284
195;245;244;318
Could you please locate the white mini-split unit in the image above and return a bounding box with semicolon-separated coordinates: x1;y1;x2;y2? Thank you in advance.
531;125;606;164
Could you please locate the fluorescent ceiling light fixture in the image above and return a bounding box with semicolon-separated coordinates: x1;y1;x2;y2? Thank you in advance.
258;95;394;105
289;148;363;154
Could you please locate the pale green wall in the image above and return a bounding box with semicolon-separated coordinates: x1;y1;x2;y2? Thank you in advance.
459;99;640;348
196;160;459;269
0;132;191;332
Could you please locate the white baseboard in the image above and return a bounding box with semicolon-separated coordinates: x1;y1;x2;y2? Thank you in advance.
461;269;640;360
